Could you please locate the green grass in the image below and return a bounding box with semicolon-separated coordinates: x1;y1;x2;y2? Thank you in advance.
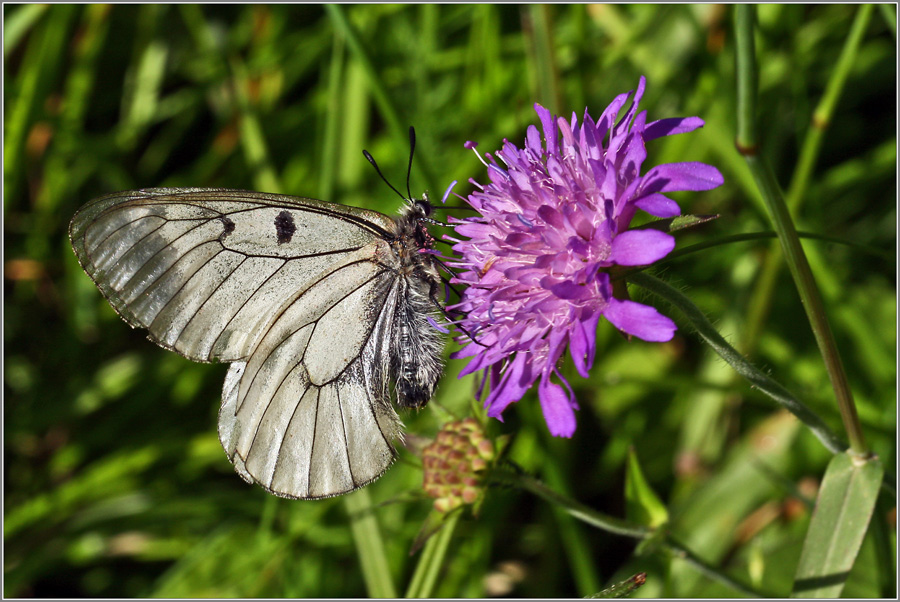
4;4;895;597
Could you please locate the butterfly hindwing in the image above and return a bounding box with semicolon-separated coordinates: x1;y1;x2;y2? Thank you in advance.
219;264;403;498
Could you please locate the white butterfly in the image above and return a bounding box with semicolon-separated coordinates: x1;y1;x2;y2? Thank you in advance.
69;187;446;499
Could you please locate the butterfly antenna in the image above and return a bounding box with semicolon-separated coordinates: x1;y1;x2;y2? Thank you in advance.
363;149;406;202
406;126;416;201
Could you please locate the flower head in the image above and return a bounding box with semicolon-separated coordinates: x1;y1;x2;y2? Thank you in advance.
422;418;495;513
448;76;723;437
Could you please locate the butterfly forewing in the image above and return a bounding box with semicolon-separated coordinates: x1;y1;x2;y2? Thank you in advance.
70;187;441;499
69;188;396;362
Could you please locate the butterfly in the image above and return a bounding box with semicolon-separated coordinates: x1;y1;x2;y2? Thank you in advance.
69;183;447;499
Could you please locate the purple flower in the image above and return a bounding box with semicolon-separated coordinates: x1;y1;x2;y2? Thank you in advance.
447;76;723;437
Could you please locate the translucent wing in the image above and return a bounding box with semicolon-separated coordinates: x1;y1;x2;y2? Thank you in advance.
219;268;405;498
70;187;407;498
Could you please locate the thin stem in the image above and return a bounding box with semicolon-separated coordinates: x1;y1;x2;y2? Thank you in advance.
785;5;873;213
742;5;873;356
629;271;847;455
662;537;767;598
492;465;771;597
490;467;650;539
733;5;868;457
733;5;758;155
404;509;460;598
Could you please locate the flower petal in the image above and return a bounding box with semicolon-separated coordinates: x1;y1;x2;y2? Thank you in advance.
643;116;705;141
484;353;532;417
641;162;724;194
610;229;675;266
569;310;600;377
526;124;543;155
534;103;557;156
604;299;677;342
550;280;590;300
538;375;577;437
634;193;681;218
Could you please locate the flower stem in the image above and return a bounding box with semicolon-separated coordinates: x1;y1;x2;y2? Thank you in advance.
404;509;460;598
662;537;767;598
785;4;873;214
742;5;874;355
493;466;650;538
662;230;893;263
733;5;869;458
629;271;847;455
734;5;758;156
491;464;770;597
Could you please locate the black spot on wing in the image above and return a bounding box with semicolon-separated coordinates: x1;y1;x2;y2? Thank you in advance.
219;216;235;240
274;210;296;244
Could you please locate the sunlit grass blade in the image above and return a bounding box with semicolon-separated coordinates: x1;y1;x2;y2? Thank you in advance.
525;4;561;112
37;5;111;214
344;488;397;598
324;4;438;192
791;452;883;598
2;4;48;54
624;447;668;528
3;4;76;206
116;5;167;152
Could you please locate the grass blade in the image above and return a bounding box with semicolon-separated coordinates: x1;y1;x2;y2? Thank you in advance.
344;489;397;598
791;452;883;597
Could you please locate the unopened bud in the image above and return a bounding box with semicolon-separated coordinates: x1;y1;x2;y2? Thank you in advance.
422;418;495;513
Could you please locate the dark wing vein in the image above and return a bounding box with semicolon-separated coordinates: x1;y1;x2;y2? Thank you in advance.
234;261;390;414
334;384;355;486
147;252;246;340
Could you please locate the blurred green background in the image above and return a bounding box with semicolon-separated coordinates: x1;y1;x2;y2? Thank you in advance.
4;4;895;598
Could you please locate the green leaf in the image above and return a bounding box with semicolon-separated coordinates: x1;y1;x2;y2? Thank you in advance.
624;447;669;528
639;214;719;233
791;452;883;598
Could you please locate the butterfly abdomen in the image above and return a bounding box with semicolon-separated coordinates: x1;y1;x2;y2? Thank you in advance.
392;275;444;408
